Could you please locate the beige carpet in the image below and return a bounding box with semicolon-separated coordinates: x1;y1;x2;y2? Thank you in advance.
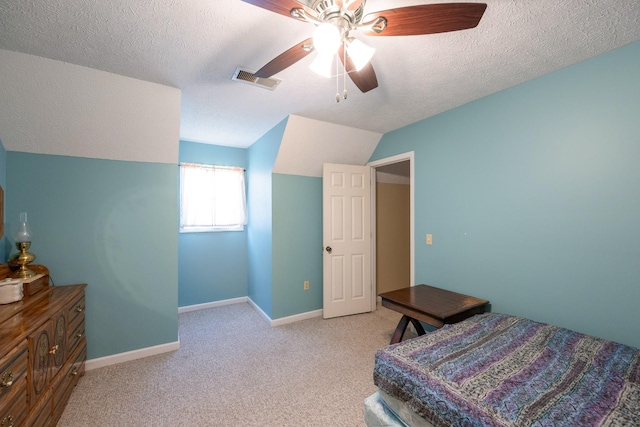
58;302;411;426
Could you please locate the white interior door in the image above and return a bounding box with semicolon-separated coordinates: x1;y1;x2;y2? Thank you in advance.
323;163;372;319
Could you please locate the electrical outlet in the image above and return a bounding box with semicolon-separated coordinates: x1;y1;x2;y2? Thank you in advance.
304;280;310;291
426;234;433;245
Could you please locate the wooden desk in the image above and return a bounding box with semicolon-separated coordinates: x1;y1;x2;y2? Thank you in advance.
380;284;489;344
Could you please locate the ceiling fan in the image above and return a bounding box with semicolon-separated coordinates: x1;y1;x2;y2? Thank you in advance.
241;0;487;96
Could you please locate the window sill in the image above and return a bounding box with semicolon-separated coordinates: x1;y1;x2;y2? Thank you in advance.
180;226;244;233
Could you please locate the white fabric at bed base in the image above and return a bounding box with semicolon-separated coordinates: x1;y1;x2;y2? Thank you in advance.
364;390;436;427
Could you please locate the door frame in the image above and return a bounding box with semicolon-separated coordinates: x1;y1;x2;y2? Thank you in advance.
367;151;415;309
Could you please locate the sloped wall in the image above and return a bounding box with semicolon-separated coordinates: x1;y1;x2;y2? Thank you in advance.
274;115;381;177
0;49;179;163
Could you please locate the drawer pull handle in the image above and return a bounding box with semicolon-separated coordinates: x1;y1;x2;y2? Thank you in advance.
70;367;79;377
74;332;84;339
49;344;59;355
74;305;84;313
1;415;14;427
0;372;13;388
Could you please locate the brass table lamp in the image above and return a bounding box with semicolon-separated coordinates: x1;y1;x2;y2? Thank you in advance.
9;212;37;279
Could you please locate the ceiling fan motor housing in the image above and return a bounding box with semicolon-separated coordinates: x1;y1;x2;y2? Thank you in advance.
296;0;366;34
312;0;365;23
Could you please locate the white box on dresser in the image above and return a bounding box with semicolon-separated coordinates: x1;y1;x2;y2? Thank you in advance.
0;278;23;305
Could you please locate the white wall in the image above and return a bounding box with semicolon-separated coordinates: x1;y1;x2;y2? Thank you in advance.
0;49;181;163
273;115;382;177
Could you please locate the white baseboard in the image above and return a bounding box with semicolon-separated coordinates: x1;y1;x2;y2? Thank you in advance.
85;297;321;370
85;341;180;371
178;296;248;314
247;297;323;326
270;308;323;326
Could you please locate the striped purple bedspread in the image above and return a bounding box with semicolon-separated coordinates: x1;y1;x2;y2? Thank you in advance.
374;313;640;426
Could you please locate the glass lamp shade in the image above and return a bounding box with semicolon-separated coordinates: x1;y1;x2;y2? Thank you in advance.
309;52;334;78
346;38;375;71
15;212;32;243
313;23;341;55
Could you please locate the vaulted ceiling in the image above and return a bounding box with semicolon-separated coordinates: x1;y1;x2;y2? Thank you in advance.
1;0;639;148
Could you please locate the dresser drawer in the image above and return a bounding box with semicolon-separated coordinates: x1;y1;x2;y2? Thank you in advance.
68;319;85;355
67;294;85;332
52;340;86;424
0;341;28;401
23;387;51;427
0;377;27;427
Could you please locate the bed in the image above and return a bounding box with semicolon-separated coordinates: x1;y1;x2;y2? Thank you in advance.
366;313;640;426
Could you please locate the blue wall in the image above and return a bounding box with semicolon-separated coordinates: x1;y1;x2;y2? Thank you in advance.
178;134;325;320
272;173;323;318
5;152;179;359
178;141;248;307
370;41;640;348
0;138;5;262
246;118;286;317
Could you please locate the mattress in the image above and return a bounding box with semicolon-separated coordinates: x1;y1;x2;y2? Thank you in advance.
373;313;640;427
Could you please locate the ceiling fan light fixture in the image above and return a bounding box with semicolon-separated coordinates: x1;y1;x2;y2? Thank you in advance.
313;23;341;55
309;52;334;77
346;38;375;71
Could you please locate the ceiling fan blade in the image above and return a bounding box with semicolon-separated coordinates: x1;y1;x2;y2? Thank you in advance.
338;46;378;93
254;38;314;78
241;0;312;20
361;3;487;36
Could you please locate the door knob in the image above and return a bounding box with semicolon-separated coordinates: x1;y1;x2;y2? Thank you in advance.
325;246;332;254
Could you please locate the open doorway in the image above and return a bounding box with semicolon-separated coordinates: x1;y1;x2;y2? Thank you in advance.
375;161;411;295
368;152;414;300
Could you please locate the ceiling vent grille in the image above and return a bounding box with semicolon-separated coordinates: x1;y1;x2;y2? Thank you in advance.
232;67;281;91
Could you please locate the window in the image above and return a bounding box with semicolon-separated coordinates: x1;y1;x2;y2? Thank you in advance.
179;163;246;232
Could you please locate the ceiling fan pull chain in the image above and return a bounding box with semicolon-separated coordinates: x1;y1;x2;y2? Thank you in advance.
343;48;347;100
336;51;340;102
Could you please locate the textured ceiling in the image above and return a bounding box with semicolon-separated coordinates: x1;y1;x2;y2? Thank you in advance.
1;0;639;148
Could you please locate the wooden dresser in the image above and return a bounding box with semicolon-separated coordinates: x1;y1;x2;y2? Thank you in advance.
0;265;86;427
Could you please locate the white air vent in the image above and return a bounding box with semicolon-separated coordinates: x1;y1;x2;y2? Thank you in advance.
232;67;281;91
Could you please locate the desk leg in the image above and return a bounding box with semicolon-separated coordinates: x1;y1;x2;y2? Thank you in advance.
410;318;426;336
390;315;410;344
390;315;427;344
